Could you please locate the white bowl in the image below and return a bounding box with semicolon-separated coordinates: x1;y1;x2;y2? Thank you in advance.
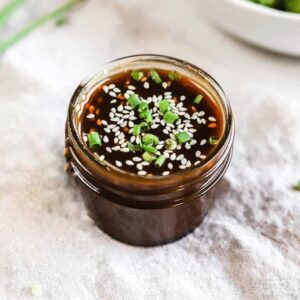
199;0;300;56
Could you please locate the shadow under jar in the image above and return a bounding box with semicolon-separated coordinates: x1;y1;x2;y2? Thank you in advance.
65;54;235;246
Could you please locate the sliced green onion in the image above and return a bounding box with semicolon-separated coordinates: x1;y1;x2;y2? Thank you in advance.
139;122;149;132
149;69;162;84
88;132;101;150
164;111;179;124
142;144;157;154
146;114;153;124
159;99;170;114
131;71;144;81
128;93;141;109
164;138;177;151
138;102;149;113
132;124;141;136
193;94;204;104
142;152;156;162
209;136;219;145
127;142;142;152
176;131;190;144
143;134;159;146
155;155;166;168
168;71;180;81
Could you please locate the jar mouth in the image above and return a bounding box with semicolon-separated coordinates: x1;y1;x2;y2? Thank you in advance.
67;54;234;186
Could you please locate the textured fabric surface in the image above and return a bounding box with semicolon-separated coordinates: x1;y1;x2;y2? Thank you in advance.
0;0;299;299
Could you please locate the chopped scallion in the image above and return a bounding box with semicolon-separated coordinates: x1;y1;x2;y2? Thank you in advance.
164;111;179;124
209;136;219;145
155;155;166;168
159;99;170;114
132;124;141;136
164;138;177;151
168;71;180;81
139;122;149;132
128;93;141;108
142;144;157;154
149;69;162;84
88;132;101;150
131;71;144;81
127;142;142;152
142;151;156;162
193;94;204;104
143;134;159;146
176;131;190;144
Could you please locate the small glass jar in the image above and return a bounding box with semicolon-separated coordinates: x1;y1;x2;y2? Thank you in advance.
65;54;235;246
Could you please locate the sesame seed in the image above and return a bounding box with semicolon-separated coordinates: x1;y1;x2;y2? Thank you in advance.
198;111;205;116
208;116;216;122
186;161;192;167
103;136;109;143
170;153;176;161
200;139;206;146
106;147;112;153
190;140;197;145
112;146;121;151
115;131;121;137
114;137;119;144
102;120;108;125
126;160;134;166
99;155;105;161
163;151;170;158
128;121;134;127
179;165;186;169
86;114;95;119
143;82;150;89
168;163;173;170
162;171;170;176
112;127;119;132
120;148;130;152
200;155;207;160
116;160;122;167
137;163;143;170
163;129;169;135
128;85;136;90
194;161;201;166
103;85;109;93
130;136;136;143
110;99;117;104
195;150;201;157
117;105;123;112
104;128;110;133
108;84;115;89
113;87;121;93
142;161;150;166
185;143;191;150
138;171;147;176
181;158;187;165
180;95;186;101
176;154;184;161
133;156;142;162
162;82;168;89
109;91;117;97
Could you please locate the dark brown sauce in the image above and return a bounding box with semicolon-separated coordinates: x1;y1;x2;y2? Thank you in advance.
80;68;224;176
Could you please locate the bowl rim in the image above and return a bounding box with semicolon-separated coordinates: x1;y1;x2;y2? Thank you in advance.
223;0;300;20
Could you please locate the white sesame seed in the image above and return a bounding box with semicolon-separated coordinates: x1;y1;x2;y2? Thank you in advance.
103;136;109;143
121;121;127;127
133;156;142;162
137;163;143;170
110;99;117;104
112;117;119;122
177;102;183;108
163;129;169;135
190;140;197;145
162;82;168;89
142;161;150;166
99;155;105;161
194;161;201;166
86;114;95;119
200;155;207;160
143;82;150;89
208;116;216;122
113;87;121;93
128;85;136;90
128;121;134;127
106;147;112;153
151;124;159;129
119;133;125;140
185;143;191;150
162;171;170;176
156;144;164;150
195;150;201;158
163;151;170;158
138;170;147;176
161;120;166;126
170;153;176;161
120;148;130;152
177;145;182;150
102;120;108;126
121;142;127;148
136;136;141;144
198;111;205;116
114;137;119;144
104;128;110;133
200;139;207;146
184;113;190;119
112;126;119;132
124;93;130;99
130;136;136;143
112;146;121;151
179;165;186;169
129;116;137;121
126;160;134;166
109;91;117;97
189;129;197;133
117;105;123;112
115;131;121;137
115;160;122;167
181;158;187;165
83;135;88;142
103;85;109;93
168;163;173;170
186;161;192;168
109;84;115;89
176;154;184;161
180;95;186;101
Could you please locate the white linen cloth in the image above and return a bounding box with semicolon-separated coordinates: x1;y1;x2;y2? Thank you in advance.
0;0;299;299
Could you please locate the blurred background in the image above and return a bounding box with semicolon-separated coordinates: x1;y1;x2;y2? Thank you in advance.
0;0;299;299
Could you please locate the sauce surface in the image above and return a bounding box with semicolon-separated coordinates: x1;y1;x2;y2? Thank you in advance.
80;68;224;176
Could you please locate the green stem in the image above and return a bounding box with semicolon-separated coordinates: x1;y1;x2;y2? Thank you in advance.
0;0;25;26
0;0;86;53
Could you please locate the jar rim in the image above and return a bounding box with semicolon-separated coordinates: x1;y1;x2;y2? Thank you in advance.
67;54;235;186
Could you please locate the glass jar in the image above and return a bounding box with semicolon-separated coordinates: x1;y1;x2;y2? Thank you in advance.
65;54;235;246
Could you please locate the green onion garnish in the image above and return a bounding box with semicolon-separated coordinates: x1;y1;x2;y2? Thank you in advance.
132;124;141;136
88;132;101;150
139;122;149;132
149;69;162;84
127;142;142;152
142;152;156;162
193;94;204;104
143;134;159;146
131;71;144;81
176;131;190;144
164;111;179;124
164;138;177;151
128;93;141;108
142;144;157;154
155;155;166;168
168;71;180;81
159;99;170;114
209;136;219;145
146;114;153;124
295;180;300;191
